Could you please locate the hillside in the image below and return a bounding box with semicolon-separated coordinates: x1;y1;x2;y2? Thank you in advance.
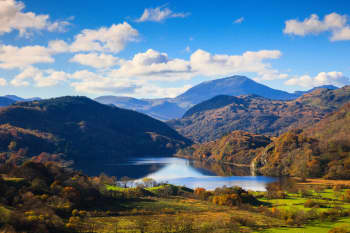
168;86;350;142
0;97;16;107
253;101;350;179
0;96;191;171
175;131;271;166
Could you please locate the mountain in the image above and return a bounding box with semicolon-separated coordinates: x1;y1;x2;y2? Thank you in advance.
253;100;350;179
168;86;350;142
175;76;297;105
175;130;271;166
293;85;338;96
0;96;191;172
0;97;16;107
0;95;42;108
3;95;41;102
95;76;305;121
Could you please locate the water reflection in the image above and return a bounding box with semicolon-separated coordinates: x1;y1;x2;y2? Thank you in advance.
78;157;277;191
135;157;276;191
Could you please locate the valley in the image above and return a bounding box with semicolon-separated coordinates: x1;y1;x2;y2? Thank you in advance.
0;77;350;233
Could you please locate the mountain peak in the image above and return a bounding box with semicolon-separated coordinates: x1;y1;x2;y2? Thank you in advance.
176;75;295;104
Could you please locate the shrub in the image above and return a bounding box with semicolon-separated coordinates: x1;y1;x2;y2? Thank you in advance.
299;188;313;197
304;199;320;208
342;190;350;202
328;225;350;233
230;216;257;228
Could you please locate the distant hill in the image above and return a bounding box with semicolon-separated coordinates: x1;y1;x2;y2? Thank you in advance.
0;96;191;171
253;100;350;179
0;97;16;107
3;95;41;102
0;95;42;108
95;76;309;120
168;86;350;142
95;96;186;121
293;85;338;96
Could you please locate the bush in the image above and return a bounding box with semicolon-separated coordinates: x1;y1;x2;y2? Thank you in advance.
342;190;350;202
230;216;257;228
299;188;313;197
304;199;320;208
328;225;350;233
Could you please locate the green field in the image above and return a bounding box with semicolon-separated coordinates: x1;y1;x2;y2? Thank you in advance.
83;185;350;233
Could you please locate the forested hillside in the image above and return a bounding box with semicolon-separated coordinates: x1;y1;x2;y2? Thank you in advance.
253;101;350;179
0;96;191;171
168;86;350;142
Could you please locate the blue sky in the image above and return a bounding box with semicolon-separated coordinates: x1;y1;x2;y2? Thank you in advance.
0;0;349;98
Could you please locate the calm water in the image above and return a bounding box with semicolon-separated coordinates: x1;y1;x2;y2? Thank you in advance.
100;157;277;191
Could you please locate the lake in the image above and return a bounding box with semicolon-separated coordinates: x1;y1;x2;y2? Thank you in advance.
88;157;277;191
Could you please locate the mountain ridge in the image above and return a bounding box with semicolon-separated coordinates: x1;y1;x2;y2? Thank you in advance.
168;86;350;142
0;96;191;173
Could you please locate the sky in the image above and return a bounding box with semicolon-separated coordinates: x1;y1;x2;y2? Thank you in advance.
0;0;349;99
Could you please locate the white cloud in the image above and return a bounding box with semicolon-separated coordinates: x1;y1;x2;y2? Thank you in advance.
6;48;288;98
285;71;350;88
69;69;192;98
65;48;287;96
331;26;350;41
185;46;190;53
48;40;70;53
70;53;119;69
0;78;7;86
234;17;244;24
0;0;71;37
283;12;350;41
11;66;70;87
69;69;141;94
113;49;193;80
70;22;139;53
0;44;54;69
190;49;285;80
0;22;139;70
136;6;189;22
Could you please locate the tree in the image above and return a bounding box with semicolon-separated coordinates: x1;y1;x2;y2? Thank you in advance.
8;141;17;151
119;176;132;188
142;178;156;188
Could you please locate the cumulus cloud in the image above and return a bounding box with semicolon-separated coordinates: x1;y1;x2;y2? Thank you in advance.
64;48;287;96
283;12;350;41
0;78;7;86
46;22;139;54
112;49;193;80
234;17;244;24
0;0;71;36
11;66;70;87
0;44;54;69
136;6;189;22
0;22;139;70
7;47;288;97
285;71;350;88
190;49;285;80
70;53;119;69
70;22;138;53
69;69;192;98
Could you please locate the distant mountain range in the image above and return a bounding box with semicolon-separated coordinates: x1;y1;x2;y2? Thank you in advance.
1;77;338;121
168;86;350;142
95;76;338;120
0;95;41;107
0;96;190;172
